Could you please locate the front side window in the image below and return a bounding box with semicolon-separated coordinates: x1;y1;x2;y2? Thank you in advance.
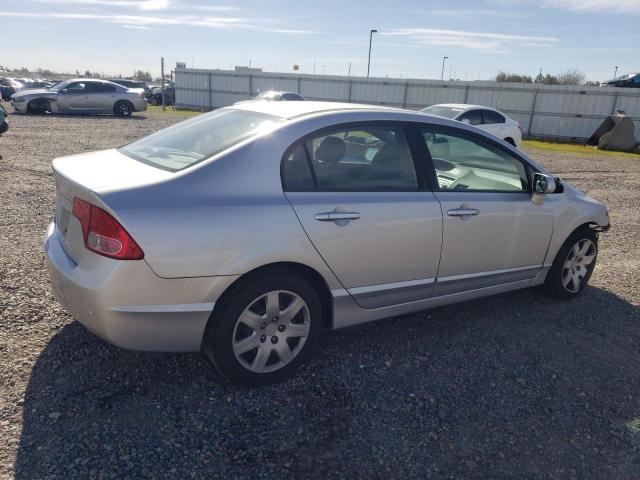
66;82;86;93
120;109;282;171
421;128;528;192
297;125;418;191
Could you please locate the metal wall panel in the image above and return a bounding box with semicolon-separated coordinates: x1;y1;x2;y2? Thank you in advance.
300;79;349;101
251;77;299;95
175;68;640;141
405;84;466;107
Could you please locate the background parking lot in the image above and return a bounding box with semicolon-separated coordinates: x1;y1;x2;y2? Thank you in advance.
0;108;638;479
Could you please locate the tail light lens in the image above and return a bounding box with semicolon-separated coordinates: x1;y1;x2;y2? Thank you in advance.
72;198;144;260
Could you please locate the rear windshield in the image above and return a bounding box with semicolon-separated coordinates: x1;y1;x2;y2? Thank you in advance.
119;109;282;171
420;106;464;119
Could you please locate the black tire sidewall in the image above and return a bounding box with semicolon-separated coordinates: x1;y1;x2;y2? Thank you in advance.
544;228;598;300
204;272;323;386
114;101;132;117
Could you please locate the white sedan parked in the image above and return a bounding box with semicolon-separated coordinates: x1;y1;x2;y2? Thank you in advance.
421;104;523;149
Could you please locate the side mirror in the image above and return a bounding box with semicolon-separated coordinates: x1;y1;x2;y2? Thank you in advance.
60;88;68;94
461;118;471;124
532;172;556;194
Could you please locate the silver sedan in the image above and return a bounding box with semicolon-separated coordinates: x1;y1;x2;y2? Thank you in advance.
44;101;609;385
11;78;147;116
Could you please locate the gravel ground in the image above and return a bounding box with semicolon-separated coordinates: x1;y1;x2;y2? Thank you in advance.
0;105;638;479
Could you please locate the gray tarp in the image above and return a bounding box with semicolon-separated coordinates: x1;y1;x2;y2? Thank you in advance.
588;113;637;151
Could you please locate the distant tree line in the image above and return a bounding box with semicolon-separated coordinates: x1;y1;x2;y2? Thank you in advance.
496;69;591;85
0;66;154;82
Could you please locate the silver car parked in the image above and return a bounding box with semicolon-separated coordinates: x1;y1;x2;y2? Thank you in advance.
11;78;147;117
44;101;609;385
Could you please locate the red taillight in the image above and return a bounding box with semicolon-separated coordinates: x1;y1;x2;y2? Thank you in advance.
72;198;144;260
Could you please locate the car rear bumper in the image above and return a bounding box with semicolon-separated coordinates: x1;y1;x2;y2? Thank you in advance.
44;221;238;352
133;98;148;112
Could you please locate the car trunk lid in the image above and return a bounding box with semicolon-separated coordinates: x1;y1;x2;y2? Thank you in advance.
52;149;171;264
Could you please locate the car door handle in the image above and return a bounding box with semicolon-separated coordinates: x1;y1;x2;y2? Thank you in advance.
447;208;479;216
315;212;361;221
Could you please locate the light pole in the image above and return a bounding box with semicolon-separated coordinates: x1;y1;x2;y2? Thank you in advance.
441;56;448;81
367;29;377;77
613;66;619;80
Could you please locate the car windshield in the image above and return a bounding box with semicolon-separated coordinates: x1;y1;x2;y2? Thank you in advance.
119;109;283;171
255;91;279;100
49;80;72;92
421;106;465;118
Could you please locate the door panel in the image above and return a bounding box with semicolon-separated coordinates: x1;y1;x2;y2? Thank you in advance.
286;192;443;307
418;125;555;295
434;191;554;295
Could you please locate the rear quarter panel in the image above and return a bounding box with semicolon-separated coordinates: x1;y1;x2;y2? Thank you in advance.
100;141;342;290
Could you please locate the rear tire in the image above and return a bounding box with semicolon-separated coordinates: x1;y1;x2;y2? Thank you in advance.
113;100;133;117
540;227;598;300
202;271;323;386
504;137;516;146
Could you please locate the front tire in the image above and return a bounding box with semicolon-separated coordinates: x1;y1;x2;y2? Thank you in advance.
202;271;322;386
26;99;49;114
541;227;598;300
113;100;133;117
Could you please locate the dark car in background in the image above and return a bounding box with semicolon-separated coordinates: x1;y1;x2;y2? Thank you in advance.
603;73;640;88
0;78;24;101
150;83;174;105
22;80;54;90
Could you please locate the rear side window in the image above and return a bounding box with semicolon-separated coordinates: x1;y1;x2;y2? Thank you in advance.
458;109;481;125
283;145;314;191
482;110;505;124
120;109;282;171
282;125;419;191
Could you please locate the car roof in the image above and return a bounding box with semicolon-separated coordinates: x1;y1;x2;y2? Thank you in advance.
229;100;404;119
428;103;499;111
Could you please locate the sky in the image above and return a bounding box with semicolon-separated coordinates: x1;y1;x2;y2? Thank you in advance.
1;0;638;82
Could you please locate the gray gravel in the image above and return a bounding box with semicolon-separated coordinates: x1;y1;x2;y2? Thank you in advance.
1;105;639;479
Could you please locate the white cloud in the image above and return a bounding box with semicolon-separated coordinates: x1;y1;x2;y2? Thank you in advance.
23;0;171;9
0;10;313;34
430;8;532;19
543;0;640;14
382;28;559;53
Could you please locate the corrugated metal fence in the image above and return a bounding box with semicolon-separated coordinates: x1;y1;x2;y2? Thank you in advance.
175;68;640;142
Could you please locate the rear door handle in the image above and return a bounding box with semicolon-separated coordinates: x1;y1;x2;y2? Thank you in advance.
447;208;479;216
315;212;360;221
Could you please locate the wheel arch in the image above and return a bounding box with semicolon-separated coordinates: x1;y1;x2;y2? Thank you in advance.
27;97;50;111
545;221;601;267
210;261;334;331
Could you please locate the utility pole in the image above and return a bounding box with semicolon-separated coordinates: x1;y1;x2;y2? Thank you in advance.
441;56;448;81
160;56;165;111
613;66;618;80
367;29;377;77
348;61;351;77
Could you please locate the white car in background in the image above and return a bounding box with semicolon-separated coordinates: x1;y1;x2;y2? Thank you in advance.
421;104;523;149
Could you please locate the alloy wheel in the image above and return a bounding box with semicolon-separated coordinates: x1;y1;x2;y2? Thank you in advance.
561;238;596;293
232;290;310;373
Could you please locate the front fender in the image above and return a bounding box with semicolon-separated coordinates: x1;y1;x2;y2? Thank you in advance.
542;182;609;266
